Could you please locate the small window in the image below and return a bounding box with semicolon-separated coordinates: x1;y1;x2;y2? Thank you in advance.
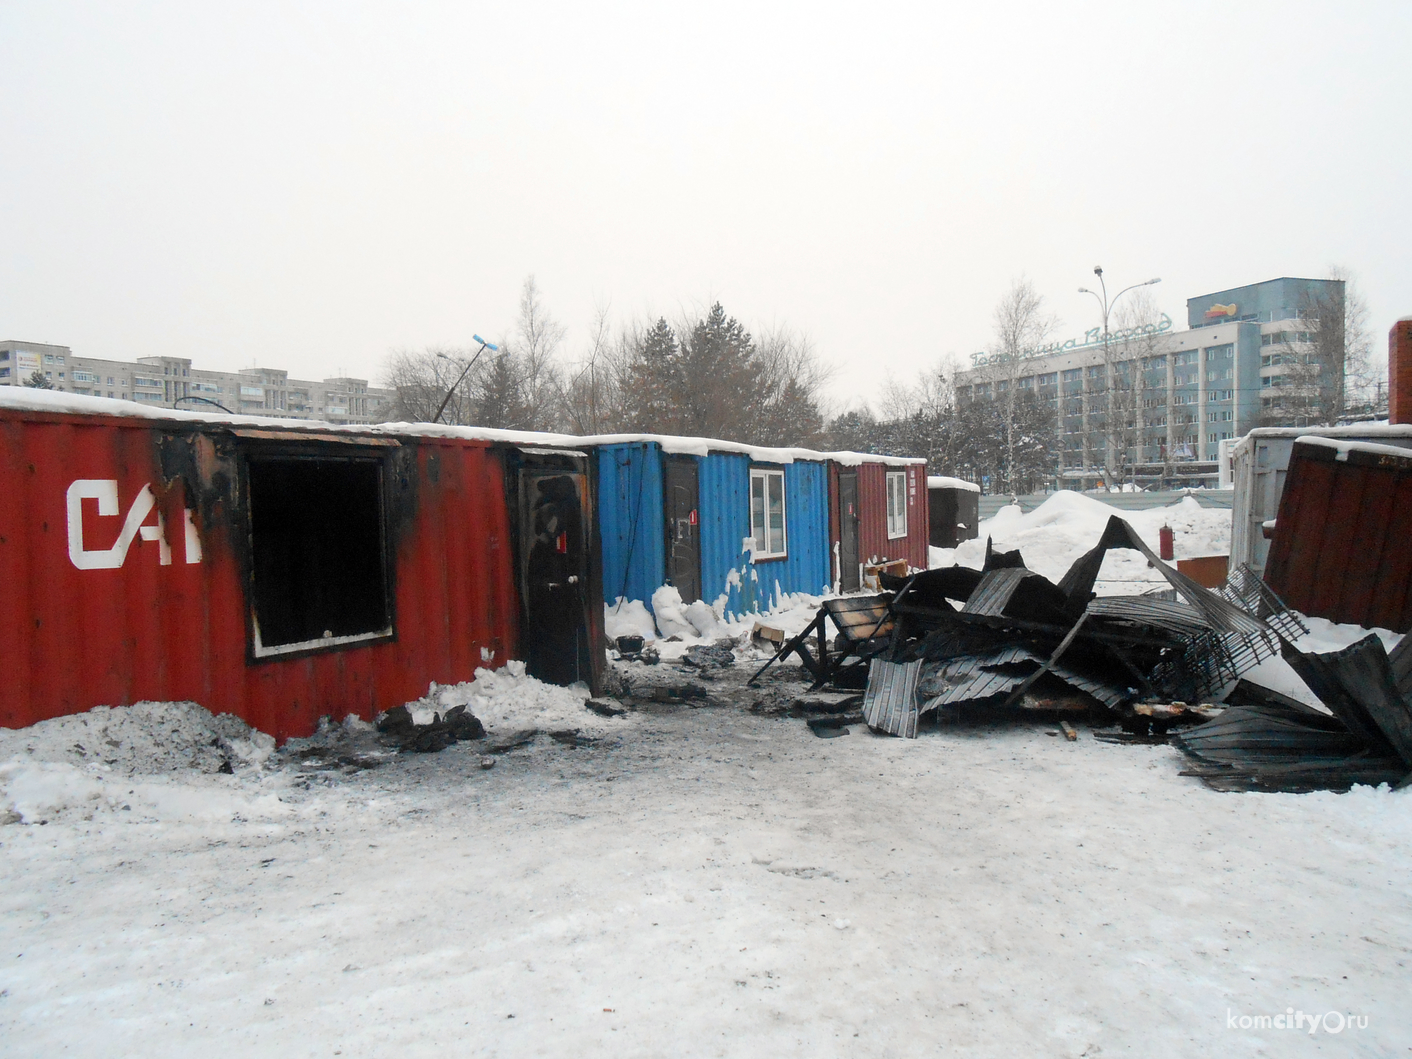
749;468;787;559
247;455;392;658
886;471;908;539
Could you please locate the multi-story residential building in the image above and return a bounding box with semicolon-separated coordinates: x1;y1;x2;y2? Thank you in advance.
955;276;1345;489
0;341;393;426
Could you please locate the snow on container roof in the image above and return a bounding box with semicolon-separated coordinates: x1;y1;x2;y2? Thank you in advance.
1293;435;1412;463
1230;420;1412;457
0;388;924;466
927;475;980;492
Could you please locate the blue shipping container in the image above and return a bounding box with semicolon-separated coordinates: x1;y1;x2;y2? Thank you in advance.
596;442;831;618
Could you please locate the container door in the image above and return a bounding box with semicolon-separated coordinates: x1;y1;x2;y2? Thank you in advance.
518;466;593;687
839;471;860;592
663;455;701;603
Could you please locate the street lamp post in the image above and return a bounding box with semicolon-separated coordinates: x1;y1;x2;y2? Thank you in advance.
434;334;498;424
1077;267;1160;490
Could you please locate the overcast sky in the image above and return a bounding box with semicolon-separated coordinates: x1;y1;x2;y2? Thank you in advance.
2;1;1408;411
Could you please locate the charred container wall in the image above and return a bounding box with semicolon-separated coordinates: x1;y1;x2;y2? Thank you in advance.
0;408;522;739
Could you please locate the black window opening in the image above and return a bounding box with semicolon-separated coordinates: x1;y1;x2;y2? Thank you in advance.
247;455;392;657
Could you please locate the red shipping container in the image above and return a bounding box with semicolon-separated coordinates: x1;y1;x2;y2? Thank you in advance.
827;459;929;592
0;401;604;739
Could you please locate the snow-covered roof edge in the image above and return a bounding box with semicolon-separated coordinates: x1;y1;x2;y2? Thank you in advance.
0;388;925;467
1229;421;1411;459
927;475;980;492
1294;435;1412;463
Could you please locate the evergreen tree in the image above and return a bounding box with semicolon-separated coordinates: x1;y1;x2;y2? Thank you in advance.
475;351;532;430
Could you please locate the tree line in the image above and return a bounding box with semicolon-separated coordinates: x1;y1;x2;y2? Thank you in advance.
382;277;832;448
381;269;1383;492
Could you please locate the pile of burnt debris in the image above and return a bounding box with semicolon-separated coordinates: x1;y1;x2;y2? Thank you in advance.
377;704;487;752
751;513;1412;792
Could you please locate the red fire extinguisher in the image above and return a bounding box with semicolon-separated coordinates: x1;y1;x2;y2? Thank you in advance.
1159;524;1174;561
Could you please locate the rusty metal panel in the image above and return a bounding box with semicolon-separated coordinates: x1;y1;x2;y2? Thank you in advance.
1176;555;1229;589
0;407;522;740
1264;438;1412;632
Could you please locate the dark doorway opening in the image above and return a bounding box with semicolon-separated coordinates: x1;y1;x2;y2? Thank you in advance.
838;471;860;593
518;468;594;687
663;455;701;603
247;456;391;656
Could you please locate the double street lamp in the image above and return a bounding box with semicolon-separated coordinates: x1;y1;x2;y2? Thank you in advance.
1077;267;1160;487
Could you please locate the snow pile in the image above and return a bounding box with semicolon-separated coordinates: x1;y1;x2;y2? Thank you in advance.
930;491;1232;594
647;585;729;640
683;600;725;639
650;585;699;639
416;662;619;733
0;700;275;776
604;597;656;641
0;701;284;826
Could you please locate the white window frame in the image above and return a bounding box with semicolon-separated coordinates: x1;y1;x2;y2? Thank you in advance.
749;468;787;559
886;470;908;539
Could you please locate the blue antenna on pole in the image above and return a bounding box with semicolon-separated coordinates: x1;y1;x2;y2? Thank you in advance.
434;334;498;424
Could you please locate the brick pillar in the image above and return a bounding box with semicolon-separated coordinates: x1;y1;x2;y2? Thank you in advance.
1392;318;1412;424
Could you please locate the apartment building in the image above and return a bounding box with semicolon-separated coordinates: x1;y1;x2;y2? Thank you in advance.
0;341;392;426
955;276;1345;489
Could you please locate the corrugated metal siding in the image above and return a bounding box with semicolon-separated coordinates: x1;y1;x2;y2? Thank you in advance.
852;461;929;572
698;452;752;612
1264;441;1412;632
0;410;521;740
596;442;664;608
694;453;831;616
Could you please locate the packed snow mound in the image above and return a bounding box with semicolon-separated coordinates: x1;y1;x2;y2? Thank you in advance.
411;661;621;733
0;700;275;777
604;597;656;642
650;585;698;639
931;491;1233;593
683;599;726;639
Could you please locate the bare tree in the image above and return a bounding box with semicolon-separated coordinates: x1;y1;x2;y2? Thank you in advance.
382;346;475;424
1105;289;1165;487
501;275;567;431
559;303;626;434
1262;268;1373;426
985;278;1056;492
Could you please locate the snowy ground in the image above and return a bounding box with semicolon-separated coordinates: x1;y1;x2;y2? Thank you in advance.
3;492;1411;1056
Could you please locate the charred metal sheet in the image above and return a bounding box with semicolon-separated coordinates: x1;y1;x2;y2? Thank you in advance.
862;658;922;737
1391;634;1412;705
1084;596;1212;637
982;537;1026;571
1058;515;1274;643
1172;636;1412;792
961;568;1074;624
1283;635;1412;767
922;648;1042;709
1046;660;1129;709
1279;638;1402;759
880;565;982;609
